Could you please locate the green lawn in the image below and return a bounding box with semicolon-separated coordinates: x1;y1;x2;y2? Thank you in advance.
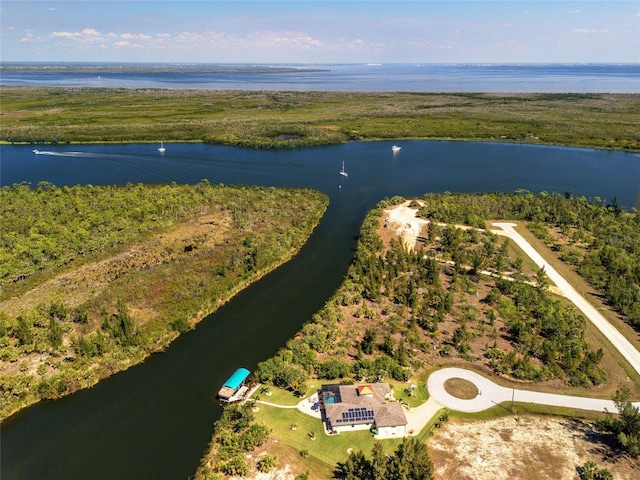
253;384;312;406
248;372;437;470
388;369;431;407
252;404;403;470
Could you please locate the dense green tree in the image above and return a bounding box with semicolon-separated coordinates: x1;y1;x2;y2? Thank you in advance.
580;461;614;480
597;386;640;457
240;424;270;451
361;328;377;355
257;454;277;473
47;318;63;350
335;450;374;480
370;441;388;480
387;437;434;480
335;439;433;480
380;333;396;356
316;359;352;379
15;316;34;346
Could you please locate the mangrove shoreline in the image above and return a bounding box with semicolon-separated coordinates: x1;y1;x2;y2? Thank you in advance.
1;87;638;152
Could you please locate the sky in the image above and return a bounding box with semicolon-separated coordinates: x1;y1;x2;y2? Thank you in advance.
1;1;639;64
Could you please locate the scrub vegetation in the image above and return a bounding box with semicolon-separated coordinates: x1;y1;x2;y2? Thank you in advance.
204;192;640;479
1;87;639;151
254;191;640;395
0;182;328;420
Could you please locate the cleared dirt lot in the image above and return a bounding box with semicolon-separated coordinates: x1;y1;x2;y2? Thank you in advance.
430;415;639;480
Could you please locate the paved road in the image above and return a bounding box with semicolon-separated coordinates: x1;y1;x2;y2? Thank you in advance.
427;367;640;414
491;222;640;378
385;207;640;379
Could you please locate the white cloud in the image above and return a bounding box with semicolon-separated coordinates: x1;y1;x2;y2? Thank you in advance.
169;29;335;53
249;31;325;49
343;38;368;49
20;33;36;43
48;28;159;49
568;10;580;15
572;28;610;35
82;28;101;37
51;31;82;39
120;33;152;41
51;28;102;42
406;40;434;48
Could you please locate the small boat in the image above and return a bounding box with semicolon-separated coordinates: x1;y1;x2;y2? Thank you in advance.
339;161;348;177
392;145;401;153
158;141;166;153
218;368;251;404
33;149;41;154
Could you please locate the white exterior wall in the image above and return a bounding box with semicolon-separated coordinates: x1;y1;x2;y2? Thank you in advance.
333;422;373;433
377;425;406;437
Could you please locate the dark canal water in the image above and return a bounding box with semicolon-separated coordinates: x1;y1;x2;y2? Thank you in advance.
1;141;639;479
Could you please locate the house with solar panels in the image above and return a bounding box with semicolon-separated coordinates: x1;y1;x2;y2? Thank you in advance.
320;383;407;437
217;368;251;404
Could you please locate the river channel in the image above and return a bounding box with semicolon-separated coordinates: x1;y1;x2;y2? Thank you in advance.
1;141;639;479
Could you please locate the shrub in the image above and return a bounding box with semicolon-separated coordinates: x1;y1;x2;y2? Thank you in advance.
257;454;277;473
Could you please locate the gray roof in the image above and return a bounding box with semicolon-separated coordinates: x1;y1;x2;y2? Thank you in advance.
322;383;407;428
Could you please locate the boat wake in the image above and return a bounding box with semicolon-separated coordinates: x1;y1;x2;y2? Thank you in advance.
27;146;311;187
33;150;100;157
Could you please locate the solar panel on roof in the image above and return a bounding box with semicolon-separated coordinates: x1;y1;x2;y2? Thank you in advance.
336;407;376;424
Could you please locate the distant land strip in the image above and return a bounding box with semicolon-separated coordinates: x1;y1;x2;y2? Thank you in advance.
1;87;638;152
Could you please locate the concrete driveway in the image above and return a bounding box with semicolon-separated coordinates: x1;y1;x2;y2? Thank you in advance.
427;367;640;414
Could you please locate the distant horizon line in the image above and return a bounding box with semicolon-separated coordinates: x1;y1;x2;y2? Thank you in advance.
2;61;639;66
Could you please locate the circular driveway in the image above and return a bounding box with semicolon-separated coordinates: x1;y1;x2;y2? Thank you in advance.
428;368;515;413
427;367;631;414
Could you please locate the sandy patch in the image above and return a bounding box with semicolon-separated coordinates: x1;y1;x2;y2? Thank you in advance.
384;201;426;251
430;416;638;480
230;464;295;480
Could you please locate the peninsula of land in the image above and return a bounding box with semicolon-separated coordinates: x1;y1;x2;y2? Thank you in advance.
0;182;328;420
194;192;640;480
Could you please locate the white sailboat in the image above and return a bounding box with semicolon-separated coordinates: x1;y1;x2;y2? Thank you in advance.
339;161;348;177
158;141;166;153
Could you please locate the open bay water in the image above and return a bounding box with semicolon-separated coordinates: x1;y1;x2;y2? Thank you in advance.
1;140;639;479
1;62;639;92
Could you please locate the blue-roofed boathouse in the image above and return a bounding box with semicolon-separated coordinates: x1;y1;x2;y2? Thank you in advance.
217;368;251;403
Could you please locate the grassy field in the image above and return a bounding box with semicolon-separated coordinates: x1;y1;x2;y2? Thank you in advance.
252;403;402;478
1;87;638;151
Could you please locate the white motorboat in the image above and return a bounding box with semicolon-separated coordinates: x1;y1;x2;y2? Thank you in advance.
392;145;401;152
339;161;348;177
